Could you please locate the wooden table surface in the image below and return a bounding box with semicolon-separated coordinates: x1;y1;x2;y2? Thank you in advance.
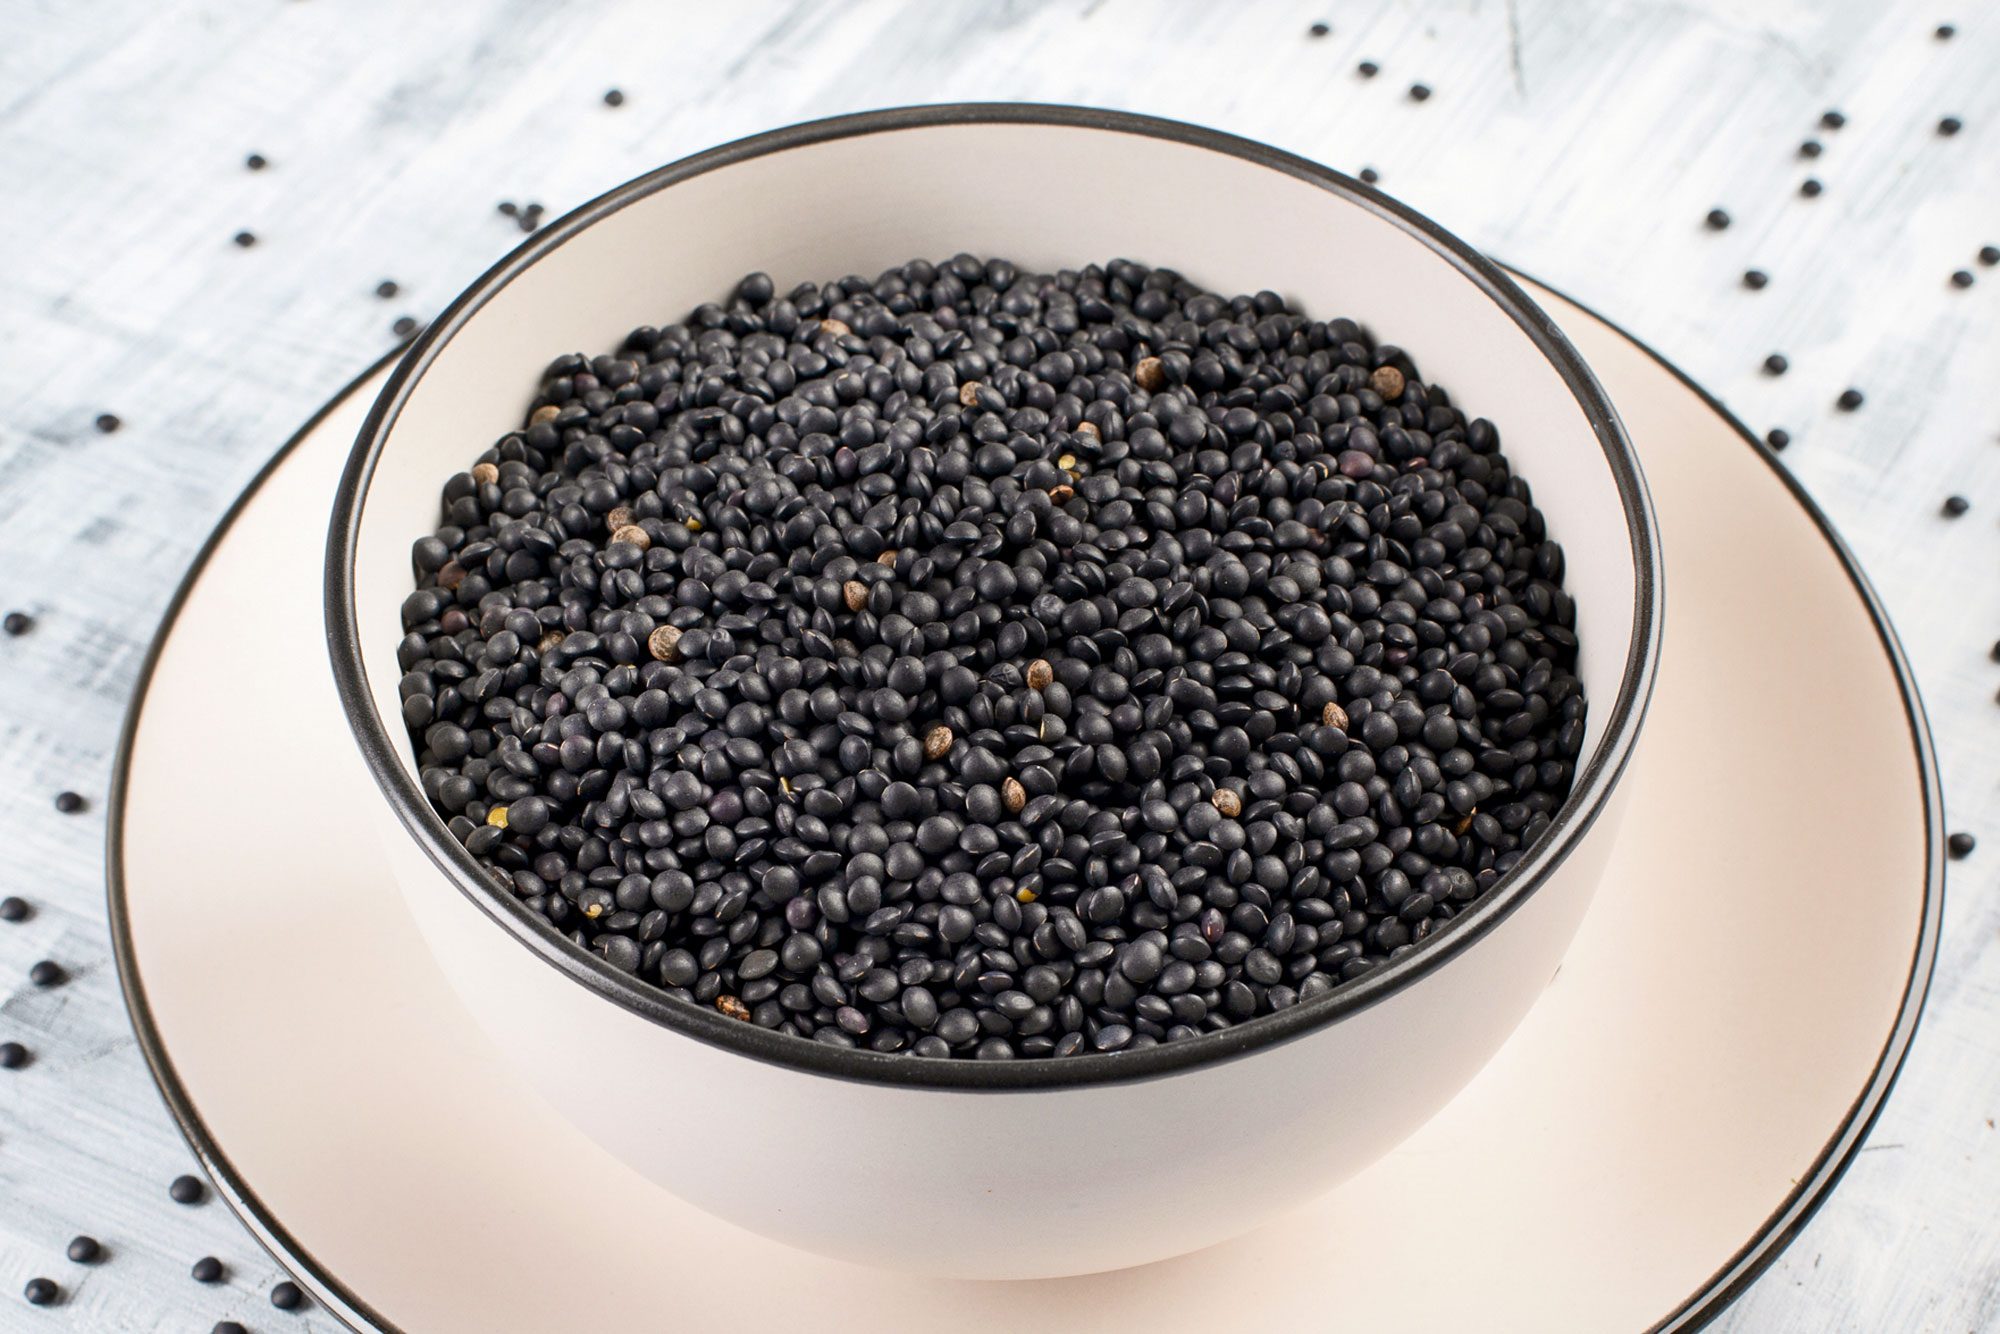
2;2;1994;1329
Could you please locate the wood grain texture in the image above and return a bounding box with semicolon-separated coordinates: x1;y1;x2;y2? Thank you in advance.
0;2;1993;1329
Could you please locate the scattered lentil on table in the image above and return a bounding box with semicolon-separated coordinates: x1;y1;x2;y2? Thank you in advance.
270;1279;306;1310
1408;83;1431;102
1763;353;1789;376
1950;269;1974;289
603;88;626;106
95;412;121;433
1765;428;1790;452
1821;109;1847;129
1980;245;1998;266
1800;177;1824;198
1799;138;1822;158
22;1277;58;1306
1942;495;1970;517
393;315;419;338
377;279;401;299
395;253;1589;1060
1308;21;1329;38
214;1322;247;1334
0;895;29;922
1358;167;1380;184
65;1236;101;1264
28;959;65;988
232;230;256;248
1356;60;1378;77
1947;831;1976;858
1837;388;1866;411
244;152;267;171
1742;269;1769;290
0;1041;29;1070
54;790;85;813
1705;207;1731;230
191;1255;225;1284
3;610;33;635
1937;116;1962;136
169;1174;207;1205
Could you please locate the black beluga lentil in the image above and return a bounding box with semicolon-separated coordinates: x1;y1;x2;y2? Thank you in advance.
395;254;1587;1060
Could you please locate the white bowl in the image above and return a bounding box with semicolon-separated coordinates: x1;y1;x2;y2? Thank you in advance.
327;104;1662;1280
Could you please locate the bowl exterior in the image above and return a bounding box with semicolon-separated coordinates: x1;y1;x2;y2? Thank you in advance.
380;773;1629;1278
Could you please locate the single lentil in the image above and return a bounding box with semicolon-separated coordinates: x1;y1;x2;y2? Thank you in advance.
376;279;400;299
55;791;85;814
1821;109;1846;129
169;1174;207;1205
1950;269;1974;289
192;1255;225;1283
65;1236;101;1264
233;230;257;248
1763;354;1788;376
604;88;626;106
393;315;419;338
1980;245;1999;266
1947;831;1975;858
215;1323;248;1334
1765;428;1790;451
1357;60;1379;77
1837;388;1865;411
1742;269;1768;290
0;895;28;922
1309;21;1329;37
1799;139;1822;158
1799;177;1823;198
28;960;64;988
1936;22;1955;38
4;610;31;635
245;152;268;170
271;1280;306;1310
1358;166;1380;184
22;1278;57;1306
397;254;1588;1059
1937;116;1961;136
95;412;121;433
0;1041;28;1069
1705;208;1731;230
1942;495;1970;517
1408;83;1431;101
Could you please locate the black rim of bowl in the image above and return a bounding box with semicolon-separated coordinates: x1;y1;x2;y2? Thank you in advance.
109;272;1938;1334
325;103;1665;1092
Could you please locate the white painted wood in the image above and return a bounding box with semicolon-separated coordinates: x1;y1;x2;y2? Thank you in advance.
0;0;1992;1328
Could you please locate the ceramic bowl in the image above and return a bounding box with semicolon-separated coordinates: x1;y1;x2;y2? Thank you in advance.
326;104;1662;1280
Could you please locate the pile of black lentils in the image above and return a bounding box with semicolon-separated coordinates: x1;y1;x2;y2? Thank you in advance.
394;254;1586;1060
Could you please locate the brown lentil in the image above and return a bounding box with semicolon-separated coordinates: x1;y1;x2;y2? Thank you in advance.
1369;365;1406;399
923;724;954;760
1001;776;1027;814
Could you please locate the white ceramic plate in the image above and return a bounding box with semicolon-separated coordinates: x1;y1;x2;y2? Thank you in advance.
108;277;1939;1333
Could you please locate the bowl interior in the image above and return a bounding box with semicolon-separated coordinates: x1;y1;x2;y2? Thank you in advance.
345;112;1645;1018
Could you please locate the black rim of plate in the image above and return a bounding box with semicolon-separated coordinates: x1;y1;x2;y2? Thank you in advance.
322;102;1666;1094
108;273;1940;1334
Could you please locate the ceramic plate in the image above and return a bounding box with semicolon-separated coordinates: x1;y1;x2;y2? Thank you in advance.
107;277;1939;1332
